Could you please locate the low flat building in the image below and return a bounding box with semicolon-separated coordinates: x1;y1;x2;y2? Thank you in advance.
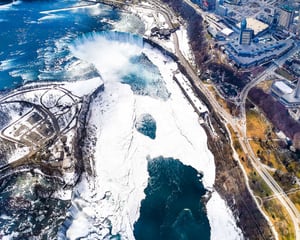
271;80;294;98
208;26;218;38
221;27;234;36
207;26;233;41
237;18;269;36
271;79;300;107
225;38;294;68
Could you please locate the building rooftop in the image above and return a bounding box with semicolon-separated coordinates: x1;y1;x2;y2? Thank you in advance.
280;93;300;107
281;5;294;12
272;79;300;107
221;28;234;36
274;81;293;95
225;38;294;67
237;18;269;35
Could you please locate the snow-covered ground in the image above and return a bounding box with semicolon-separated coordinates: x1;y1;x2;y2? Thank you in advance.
127;5;175;52
176;27;196;66
7;146;30;164
63;33;244;240
1;77;103;167
64;77;103;97
207;192;244;240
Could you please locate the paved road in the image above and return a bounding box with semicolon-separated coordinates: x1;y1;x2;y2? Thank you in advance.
238;45;300;135
0;85;79;176
148;1;300;239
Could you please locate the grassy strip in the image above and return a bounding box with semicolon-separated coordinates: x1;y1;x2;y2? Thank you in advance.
228;117;295;240
263;199;295;240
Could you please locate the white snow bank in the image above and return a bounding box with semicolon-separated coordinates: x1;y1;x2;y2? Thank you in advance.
7;146;30;164
207;192;244;240
128;5;175;53
176;27;195;65
64;77;103;97
142;45;214;187
66;32;243;240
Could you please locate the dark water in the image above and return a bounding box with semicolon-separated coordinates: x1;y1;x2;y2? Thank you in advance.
0;0;119;238
0;172;70;239
0;0;119;90
135;113;157;139
134;156;210;240
121;53;170;100
0;0;12;5
0;1;212;239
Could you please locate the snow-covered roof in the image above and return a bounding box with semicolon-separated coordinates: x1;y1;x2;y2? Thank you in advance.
274;81;293;94
237;18;269;35
221;28;234;36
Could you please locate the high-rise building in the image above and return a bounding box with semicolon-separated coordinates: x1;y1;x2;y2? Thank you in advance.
240;30;253;45
294;78;300;99
270;12;280;28
216;0;228;16
239;19;254;45
240;18;247;30
278;6;294;29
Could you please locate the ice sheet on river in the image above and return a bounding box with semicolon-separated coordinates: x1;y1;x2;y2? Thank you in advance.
62;33;243;240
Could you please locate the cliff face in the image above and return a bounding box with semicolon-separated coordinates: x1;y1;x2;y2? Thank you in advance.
157;0;274;239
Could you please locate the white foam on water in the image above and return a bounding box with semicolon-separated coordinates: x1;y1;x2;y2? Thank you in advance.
70;32;143;83
40;3;103;15
0;59;16;71
38;14;65;22
0;0;21;11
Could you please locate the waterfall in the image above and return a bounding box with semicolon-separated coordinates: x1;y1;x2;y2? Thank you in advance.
70;30;144;83
70;31;170;100
74;31;144;49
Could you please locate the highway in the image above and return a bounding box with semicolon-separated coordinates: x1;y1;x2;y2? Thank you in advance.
146;1;300;239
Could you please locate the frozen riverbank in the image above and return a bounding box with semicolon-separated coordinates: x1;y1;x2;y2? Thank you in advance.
62;31;243;239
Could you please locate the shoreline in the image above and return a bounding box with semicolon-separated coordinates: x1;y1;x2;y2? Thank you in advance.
124;2;275;239
0;1;275;238
66;34;218;238
120;3;252;238
146;35;274;240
